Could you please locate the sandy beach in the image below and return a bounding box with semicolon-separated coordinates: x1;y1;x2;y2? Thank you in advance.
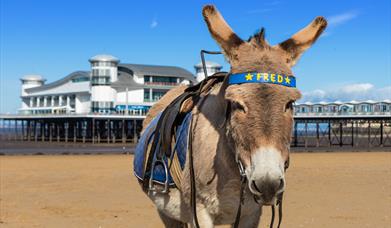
1;152;390;227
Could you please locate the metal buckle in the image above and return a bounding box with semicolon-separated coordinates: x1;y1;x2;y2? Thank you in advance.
237;159;246;180
148;158;169;194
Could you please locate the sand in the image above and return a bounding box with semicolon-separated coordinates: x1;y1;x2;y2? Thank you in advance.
0;152;390;228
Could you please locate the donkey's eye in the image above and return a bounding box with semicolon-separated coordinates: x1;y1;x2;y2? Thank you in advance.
285;100;294;112
231;101;246;113
284;159;290;170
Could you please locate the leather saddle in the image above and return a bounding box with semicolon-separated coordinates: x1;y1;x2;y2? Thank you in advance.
133;72;228;193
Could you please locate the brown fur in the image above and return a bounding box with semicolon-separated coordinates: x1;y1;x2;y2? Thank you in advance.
141;5;327;226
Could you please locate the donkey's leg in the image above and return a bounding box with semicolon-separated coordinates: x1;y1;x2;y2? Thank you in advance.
191;205;214;228
231;207;262;228
158;210;187;228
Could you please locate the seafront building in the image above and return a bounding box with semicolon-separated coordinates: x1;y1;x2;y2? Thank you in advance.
18;54;390;117
294;100;391;116
19;55;223;117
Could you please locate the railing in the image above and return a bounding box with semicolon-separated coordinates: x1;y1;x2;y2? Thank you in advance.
144;82;178;86
2;111;148;118
143;99;160;103
295;111;391;117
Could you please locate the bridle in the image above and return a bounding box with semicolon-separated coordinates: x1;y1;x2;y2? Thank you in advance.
188;50;293;228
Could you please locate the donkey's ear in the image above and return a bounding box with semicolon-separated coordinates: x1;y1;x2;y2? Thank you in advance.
276;16;327;67
202;5;243;57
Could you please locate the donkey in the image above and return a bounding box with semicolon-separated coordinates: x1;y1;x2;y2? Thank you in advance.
139;5;327;227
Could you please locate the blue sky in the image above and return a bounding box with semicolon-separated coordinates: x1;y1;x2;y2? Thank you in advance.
1;0;390;113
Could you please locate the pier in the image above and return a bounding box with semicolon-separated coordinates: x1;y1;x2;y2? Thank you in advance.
1;114;390;149
0;114;143;144
292;115;391;149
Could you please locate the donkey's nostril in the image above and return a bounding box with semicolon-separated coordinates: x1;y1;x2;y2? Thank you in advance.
252;180;262;194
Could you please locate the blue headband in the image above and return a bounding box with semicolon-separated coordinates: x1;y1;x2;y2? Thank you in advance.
228;72;296;88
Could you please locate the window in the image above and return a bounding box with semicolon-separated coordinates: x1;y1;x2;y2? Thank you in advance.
91;61;117;67
340;105;350;113
91;101;114;113
152;90;167;101
72;77;89;83
317;106;323;113
91;76;110;85
144;89;151;101
144;75;179;85
92;69;98;76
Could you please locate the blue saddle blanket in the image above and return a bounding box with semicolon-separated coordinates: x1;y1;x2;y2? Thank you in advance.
133;112;192;186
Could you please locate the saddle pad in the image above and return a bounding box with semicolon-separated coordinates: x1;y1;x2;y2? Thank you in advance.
133;112;192;186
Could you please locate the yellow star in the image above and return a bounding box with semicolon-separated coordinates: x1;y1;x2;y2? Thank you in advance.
285;76;291;84
245;73;253;81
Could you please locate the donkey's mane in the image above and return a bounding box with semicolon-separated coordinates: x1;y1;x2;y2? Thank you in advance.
247;27;266;45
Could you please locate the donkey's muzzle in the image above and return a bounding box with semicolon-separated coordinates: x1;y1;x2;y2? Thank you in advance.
252;176;285;205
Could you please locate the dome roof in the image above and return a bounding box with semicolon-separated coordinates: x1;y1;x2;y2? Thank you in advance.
89;54;120;63
194;61;222;68
21;75;46;82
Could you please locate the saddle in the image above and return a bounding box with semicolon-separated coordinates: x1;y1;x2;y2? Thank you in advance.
133;72;227;193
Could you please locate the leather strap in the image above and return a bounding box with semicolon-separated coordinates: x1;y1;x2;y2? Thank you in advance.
233;175;247;228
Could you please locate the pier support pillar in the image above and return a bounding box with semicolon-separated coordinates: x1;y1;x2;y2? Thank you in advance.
57;122;60;142
339;122;343;147
73;121;77;143
380;120;384;147
49;122;53;142
65;121;69;143
41;121;45;142
133;119;137;143
27;120;31;141
328;120;331;147
351;121;354;147
34;120;38;142
368;121;371;148
82;120;86;143
122;119;126;143
21;120;25;141
304;120;308;149
316;122;320;147
107;120;110;144
92;119;95;144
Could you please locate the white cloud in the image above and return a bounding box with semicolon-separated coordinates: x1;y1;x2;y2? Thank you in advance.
301;83;391;103
328;11;359;27
150;19;158;29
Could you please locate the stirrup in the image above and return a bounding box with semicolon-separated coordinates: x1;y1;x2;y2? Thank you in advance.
148;158;169;194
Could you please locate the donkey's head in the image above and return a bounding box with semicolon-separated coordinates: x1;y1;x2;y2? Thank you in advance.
203;5;327;205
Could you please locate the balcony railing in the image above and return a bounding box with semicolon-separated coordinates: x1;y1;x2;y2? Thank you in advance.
144;81;179;86
294;111;391;116
143;99;160;103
